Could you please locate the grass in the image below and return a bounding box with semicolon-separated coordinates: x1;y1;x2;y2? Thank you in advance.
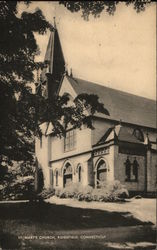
48;196;156;224
0;201;156;249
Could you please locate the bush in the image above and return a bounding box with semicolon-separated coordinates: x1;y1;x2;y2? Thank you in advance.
55;183;93;200
0;176;35;200
0;161;35;201
38;188;55;200
91;188;109;202
54;180;128;202
0;165;8;181
98;180;129;201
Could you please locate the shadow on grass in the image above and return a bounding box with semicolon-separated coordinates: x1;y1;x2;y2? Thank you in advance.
0;231;21;249
0;201;155;249
0;201;152;230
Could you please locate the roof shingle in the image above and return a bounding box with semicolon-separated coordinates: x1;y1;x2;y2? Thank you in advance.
67;76;156;128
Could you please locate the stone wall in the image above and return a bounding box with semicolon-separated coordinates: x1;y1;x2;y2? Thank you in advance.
114;146;146;192
147;150;157;192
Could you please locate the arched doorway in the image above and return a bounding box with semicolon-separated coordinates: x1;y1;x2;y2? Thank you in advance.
63;162;73;187
96;159;107;187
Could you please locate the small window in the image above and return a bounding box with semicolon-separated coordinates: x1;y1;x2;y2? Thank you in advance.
56;170;58;186
64;129;76;152
125;158;131;181
51;169;53;186
125;157;139;182
78;166;81;182
133;159;138;181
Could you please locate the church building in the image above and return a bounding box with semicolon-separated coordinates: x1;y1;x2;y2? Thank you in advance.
35;23;157;196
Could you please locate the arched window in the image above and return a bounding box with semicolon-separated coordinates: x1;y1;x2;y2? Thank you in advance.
78;165;81;182
63;162;73;187
133;129;144;142
125;158;131;181
50;169;53;186
125;158;139;182
133;159;138;181
56;170;58;186
96;159;107;187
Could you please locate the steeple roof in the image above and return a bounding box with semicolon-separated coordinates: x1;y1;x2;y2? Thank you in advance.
40;21;65;84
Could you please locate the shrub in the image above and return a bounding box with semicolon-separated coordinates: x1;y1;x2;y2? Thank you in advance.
55;188;62;197
55;183;93;200
98;180;129;198
54;180;128;202
0;161;35;201
38;188;55;200
108;180;129;199
91;188;109;202
0;176;35;200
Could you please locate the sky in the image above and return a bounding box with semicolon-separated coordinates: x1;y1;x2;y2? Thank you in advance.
18;1;156;100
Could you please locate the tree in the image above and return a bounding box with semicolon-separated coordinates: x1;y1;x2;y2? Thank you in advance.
0;1;108;175
0;1;53;171
59;1;152;20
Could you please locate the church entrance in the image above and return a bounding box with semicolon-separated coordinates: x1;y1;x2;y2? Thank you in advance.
96;159;107;187
63;163;73;187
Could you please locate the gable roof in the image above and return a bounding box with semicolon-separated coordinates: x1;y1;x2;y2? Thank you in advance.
95;126;143;147
118;127;143;144
66;76;156;129
97;127;114;145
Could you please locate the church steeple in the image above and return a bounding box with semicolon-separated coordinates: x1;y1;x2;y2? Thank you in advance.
40;18;65;98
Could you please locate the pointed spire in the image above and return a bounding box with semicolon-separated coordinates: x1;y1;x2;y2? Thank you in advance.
40;20;65;88
41;31;54;78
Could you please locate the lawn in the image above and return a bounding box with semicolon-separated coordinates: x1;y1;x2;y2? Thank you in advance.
0;200;156;249
46;196;156;224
